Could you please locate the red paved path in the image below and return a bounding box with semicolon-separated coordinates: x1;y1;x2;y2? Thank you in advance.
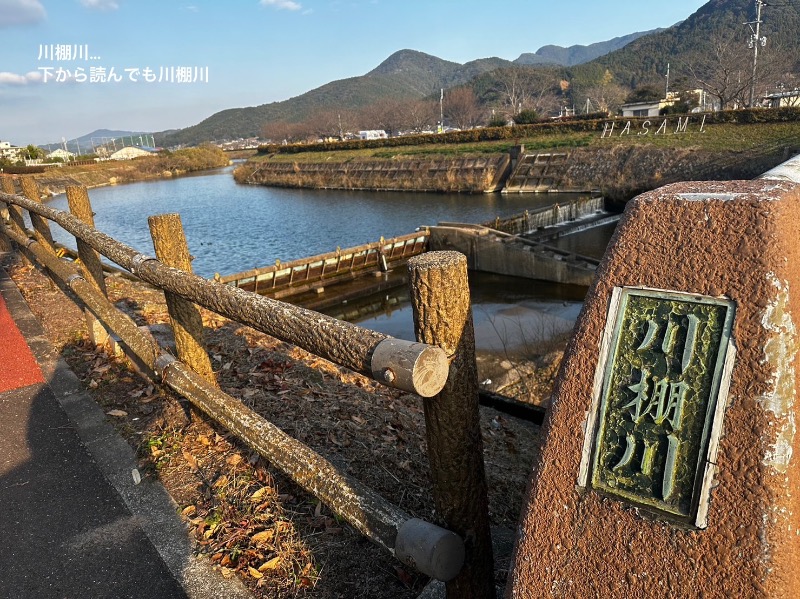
0;290;44;393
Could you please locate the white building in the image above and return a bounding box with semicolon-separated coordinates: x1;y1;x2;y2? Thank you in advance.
0;141;25;161
358;130;388;140
764;89;800;109
109;146;158;160
47;148;75;161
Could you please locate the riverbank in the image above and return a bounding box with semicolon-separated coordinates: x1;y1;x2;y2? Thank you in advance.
24;145;231;197
235;114;800;201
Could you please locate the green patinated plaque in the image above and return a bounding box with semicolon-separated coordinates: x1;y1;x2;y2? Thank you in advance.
589;288;735;525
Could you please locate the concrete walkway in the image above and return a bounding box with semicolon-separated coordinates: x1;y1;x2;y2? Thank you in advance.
0;260;251;599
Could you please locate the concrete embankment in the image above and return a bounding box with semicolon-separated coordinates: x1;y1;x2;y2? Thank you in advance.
236;143;797;200
234;155;512;193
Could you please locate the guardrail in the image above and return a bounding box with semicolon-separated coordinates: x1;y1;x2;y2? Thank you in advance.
0;175;495;597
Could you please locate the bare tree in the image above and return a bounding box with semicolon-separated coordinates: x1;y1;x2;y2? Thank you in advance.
405;99;438;133
488;66;561;117
685;28;791;109
580;70;628;115
261;120;304;144
358;98;409;136
443;87;482;130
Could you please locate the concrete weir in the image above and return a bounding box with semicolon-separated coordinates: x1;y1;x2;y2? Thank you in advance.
428;224;598;287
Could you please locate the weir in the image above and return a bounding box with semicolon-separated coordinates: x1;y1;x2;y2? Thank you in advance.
215;231;428;298
215;196;611;304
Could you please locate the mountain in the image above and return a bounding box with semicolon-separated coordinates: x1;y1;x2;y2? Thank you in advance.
568;0;800;90
161;50;513;146
159;0;800;147
514;29;664;67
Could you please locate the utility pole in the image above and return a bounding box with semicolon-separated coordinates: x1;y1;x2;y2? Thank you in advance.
746;0;767;108
665;62;670;98
439;88;444;133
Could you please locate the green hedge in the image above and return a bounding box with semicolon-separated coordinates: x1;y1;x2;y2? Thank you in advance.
257;113;610;155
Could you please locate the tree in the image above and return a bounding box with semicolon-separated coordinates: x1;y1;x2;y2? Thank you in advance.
358;98;408;136
486;66;562;117
580;69;628;115
685;28;790;109
513;109;538;124
261;120;304;144
25;144;45;160
443;87;481;130
405;99;438;133
624;85;663;104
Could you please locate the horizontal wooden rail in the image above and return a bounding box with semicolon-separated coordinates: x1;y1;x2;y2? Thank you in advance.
0;190;447;398
0;221;464;581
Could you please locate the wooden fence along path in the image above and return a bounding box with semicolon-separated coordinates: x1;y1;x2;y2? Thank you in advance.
216;231;429;299
0;176;496;598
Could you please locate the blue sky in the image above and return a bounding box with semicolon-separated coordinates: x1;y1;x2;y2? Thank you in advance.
0;0;708;146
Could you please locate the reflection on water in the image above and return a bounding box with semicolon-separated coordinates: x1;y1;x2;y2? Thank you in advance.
45;166;586;278
322;272;589;356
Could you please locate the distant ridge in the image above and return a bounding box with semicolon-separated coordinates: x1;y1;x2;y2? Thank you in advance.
514;29;664;66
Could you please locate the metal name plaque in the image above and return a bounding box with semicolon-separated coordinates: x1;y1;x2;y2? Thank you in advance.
583;288;735;528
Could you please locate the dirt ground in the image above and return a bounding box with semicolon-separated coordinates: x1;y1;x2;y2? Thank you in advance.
3;253;562;598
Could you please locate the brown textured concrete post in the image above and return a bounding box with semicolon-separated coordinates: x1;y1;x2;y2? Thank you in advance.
508;180;800;598
407;251;495;598
148;213;216;386
66;186;110;347
19;176;56;254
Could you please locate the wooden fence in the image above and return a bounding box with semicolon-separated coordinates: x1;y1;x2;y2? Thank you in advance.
0;176;495;598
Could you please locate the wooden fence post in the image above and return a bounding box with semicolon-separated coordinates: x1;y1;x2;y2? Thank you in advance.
19;177;56;254
148;213;216;386
0;181;10;252
66;185;111;348
407;251;494;599
1;177;26;237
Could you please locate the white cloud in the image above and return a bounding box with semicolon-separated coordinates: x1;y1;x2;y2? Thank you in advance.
0;71;43;85
0;0;46;27
260;0;302;11
79;0;119;10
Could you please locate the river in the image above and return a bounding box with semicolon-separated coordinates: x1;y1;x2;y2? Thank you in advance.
45;166;615;356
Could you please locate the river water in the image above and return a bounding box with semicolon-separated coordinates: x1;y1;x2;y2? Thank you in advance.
46;166;615;355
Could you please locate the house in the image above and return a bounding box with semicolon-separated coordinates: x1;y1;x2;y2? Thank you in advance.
764;89;800;109
47;148;75;161
620;97;678;118
109;146;158;160
0;141;25;161
358;130;388;140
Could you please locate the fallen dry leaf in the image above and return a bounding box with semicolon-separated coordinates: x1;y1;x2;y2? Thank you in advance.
106;409;127;417
248;566;263;579
182;450;199;471
258;556;281;572
251;530;274;545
